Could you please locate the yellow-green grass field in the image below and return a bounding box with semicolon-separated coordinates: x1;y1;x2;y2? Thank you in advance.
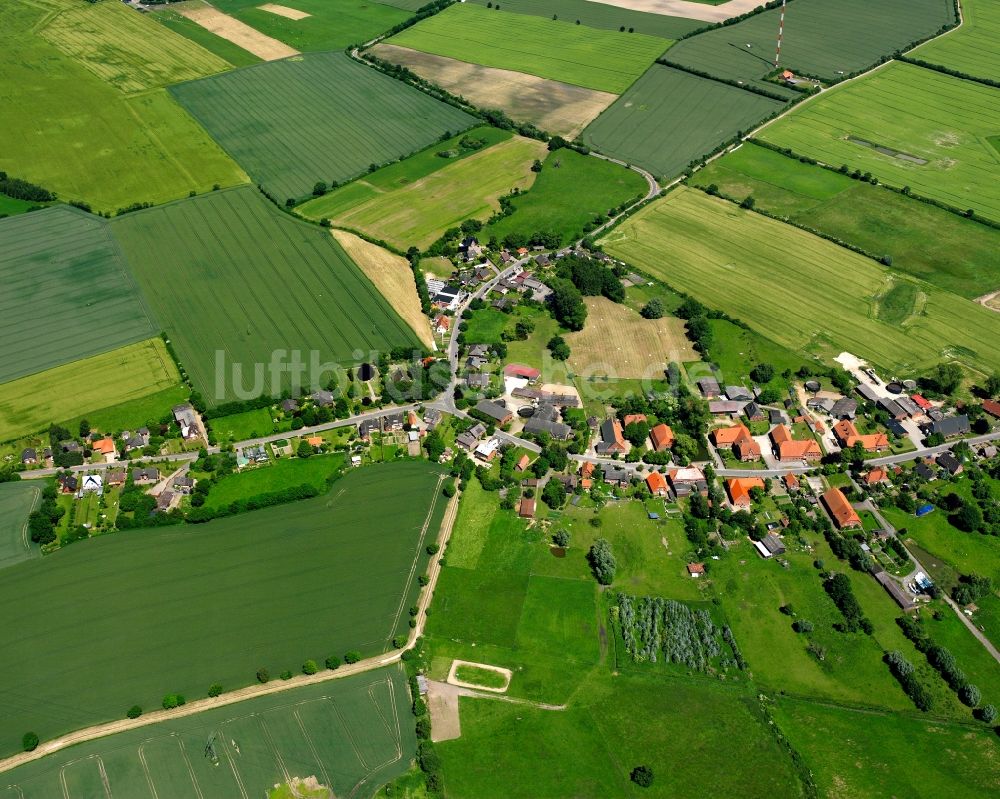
913;0;1000;82
0;461;444;755
760;62;1000;221
311;136;547;250
0;206;157;385
0;1;248;213
600;187;1000;376
0;338;181;442
690;142;1000;298
111;187;422;404
388;4;670;94
40;0;229;93
0;667;415;799
170;51;476;202
210;0;410;52
0;482;41;571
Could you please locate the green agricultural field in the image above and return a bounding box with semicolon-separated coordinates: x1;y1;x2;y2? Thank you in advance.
582;65;784;180
0;206;157;385
465;0;704;38
0;1;247;212
707;318;810;392
110;187;421;404
203;453;346;509
0;338;182;442
0;194;49;217
0;461;444;755
0;667;415;799
303;135;547;250
210;0;409;51
772;697;999;798
664;0;955;95
206;407;282;443
601;187;1000;376
0;482;41;571
151;4;263;68
388;4;670;93
690;142;1000;298
39;0;229;93
484;148;647;247
913;0;1000;82
760;62;1000;221
885;506;1000;585
299;126;512;221
170;51;476;202
57;383;190;440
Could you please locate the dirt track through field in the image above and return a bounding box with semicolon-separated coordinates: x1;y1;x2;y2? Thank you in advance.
588;0;765;23
370;44;616;138
332;230;434;348
178;6;298;60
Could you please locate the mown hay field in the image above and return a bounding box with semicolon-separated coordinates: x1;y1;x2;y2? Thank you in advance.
0;338;181;442
170;51;476;202
332;230;433;348
40;0;229;93
665;0;955;95
566;296;697;378
582;65;784;180
316;136;547;250
0;1;248;213
111;187;421;404
913;0;1000;82
210;0;410;51
484;148;647;247
759;62;1000;221
369;44;617;139
690;142;1000;298
387;4;670;93
600;187;1000;375
466;0;704;38
0;461;444;755
0;206;156;384
150;2;264;68
1;667;415;799
0;482;40;571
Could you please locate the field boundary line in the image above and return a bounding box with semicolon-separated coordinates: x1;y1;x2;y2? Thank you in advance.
137;742;160;799
217;731;250;799
175;737;205;799
293;707;334;790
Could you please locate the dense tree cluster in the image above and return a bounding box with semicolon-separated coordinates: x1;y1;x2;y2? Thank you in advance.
588;538;616;585
885;650;934;711
824;573;873;633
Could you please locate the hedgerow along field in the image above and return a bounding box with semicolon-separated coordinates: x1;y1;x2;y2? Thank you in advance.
39;0;230;93
483;148;647;247
0;667;415;799
664;0;956;95
582;65;784;180
387;3;670;93
209;0;409;52
369;43;617;139
0;460;445;755
759;62;1000;222
0;206;156;384
0;338;181;443
170;51;476;203
0;482;40;571
913;0;1000;82
600;187;1000;376
465;0;705;38
0;1;248;213
306;136;548;250
110;187;421;405
690;142;1000;298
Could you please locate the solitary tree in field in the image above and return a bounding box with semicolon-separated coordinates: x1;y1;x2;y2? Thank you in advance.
630;765;654;787
208;684;223;697
640;298;665;319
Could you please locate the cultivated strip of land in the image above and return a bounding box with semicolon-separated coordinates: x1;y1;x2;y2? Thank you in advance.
177;3;299;60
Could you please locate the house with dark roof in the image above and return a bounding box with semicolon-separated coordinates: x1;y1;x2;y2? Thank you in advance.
475;399;513;425
761;533;786;556
21;448;37;465
523;417;572;440
830;397;858;419
878;397;908;421
743;403;765;422
358;418;380;440
280;398;299;413
131;467;159;484
914;461;936;481
709;400;745;416
725;385;753;402
696;377;721;398
936;452;963;476
602;466;630;486
855;383;880;403
466;373;490;389
928;415;970;439
59;474;79;494
668;467;707;497
456;422;487;451
595;418;627;454
382;412;405;432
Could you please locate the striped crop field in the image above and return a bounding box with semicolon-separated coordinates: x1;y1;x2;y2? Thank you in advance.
0;482;41;572
40;0;230;93
0;338;181;442
759;62;1000;221
600;187;1000;376
170;51;476;203
464;0;703;38
110;186;422;404
664;0;955;96
0;460;444;757
387;3;670;94
0;206;156;385
583;65;784;180
912;0;1000;82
